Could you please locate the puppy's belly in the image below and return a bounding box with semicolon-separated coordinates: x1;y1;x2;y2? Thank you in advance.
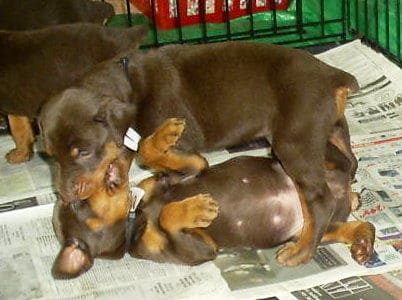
210;186;303;249
202;159;304;249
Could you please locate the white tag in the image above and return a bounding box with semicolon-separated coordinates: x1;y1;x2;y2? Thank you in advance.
124;127;141;151
130;187;145;212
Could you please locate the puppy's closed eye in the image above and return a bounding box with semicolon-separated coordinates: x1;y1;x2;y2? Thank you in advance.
70;147;93;159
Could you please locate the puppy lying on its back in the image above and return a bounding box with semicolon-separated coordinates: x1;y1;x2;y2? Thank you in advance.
129;151;374;267
0;23;146;163
52;119;374;279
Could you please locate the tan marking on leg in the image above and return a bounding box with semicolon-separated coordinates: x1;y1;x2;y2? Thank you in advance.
137;176;158;203
276;191;314;266
321;221;375;264
159;194;219;235
138;118;208;173
141;221;166;254
6;115;35;163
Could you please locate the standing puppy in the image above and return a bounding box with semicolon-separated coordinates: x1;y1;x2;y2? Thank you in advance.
41;41;359;266
0;23;146;163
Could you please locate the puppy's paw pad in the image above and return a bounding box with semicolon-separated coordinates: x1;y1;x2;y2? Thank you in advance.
155;118;186;148
6;148;31;164
351;237;374;265
276;242;313;267
184;193;219;228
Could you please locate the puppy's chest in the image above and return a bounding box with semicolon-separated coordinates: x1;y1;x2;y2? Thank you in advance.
88;193;130;225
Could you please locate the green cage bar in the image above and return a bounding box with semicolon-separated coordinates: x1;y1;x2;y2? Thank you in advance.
108;0;401;66
348;0;401;66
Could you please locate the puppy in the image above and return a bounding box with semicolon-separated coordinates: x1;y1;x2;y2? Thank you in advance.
52;119;183;278
41;41;359;266
0;0;114;30
51;119;374;278
130;155;374;266
52;147;133;278
0;23;146;163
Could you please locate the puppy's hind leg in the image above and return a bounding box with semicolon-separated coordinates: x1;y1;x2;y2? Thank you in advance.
321;221;376;265
138;118;208;174
274;128;335;267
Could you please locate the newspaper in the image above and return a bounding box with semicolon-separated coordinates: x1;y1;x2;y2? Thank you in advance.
0;40;402;299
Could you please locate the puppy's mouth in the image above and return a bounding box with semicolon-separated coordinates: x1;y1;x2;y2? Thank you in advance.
104;160;124;194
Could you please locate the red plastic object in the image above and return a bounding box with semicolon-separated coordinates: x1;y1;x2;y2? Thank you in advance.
131;0;290;30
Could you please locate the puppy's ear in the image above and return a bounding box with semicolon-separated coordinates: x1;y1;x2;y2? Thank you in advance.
121;25;148;48
52;239;93;279
94;97;136;146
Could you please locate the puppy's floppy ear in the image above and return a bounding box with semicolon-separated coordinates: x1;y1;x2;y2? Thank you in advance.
94;97;136;146
52;238;93;279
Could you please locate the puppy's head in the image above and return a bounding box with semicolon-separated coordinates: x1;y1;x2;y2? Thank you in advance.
40;86;136;202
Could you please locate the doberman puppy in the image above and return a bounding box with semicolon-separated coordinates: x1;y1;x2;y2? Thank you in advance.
0;0;114;30
0;23;146;163
51;119;374;279
41;41;359;266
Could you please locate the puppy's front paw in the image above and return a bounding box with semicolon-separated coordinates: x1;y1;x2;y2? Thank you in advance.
6;148;32;164
276;242;313;267
151;118;186;152
160;193;219;234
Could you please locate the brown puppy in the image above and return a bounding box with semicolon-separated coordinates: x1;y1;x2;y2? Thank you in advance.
52;119;182;279
130;155;374;266
0;0;114;30
52;148;133;279
51;119;373;279
0;23;146;163
41;41;359;266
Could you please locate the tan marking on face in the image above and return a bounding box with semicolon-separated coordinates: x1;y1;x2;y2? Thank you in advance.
85;152;134;229
74;142;121;200
324;162;336;170
70;147;79;158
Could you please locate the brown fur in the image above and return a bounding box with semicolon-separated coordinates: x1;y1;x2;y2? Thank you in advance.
51;119;374;279
0;0;114;30
129;152;374;266
41;41;360;266
0;23;146;163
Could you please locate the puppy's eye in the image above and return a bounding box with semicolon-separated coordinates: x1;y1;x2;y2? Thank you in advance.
70;147;92;159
